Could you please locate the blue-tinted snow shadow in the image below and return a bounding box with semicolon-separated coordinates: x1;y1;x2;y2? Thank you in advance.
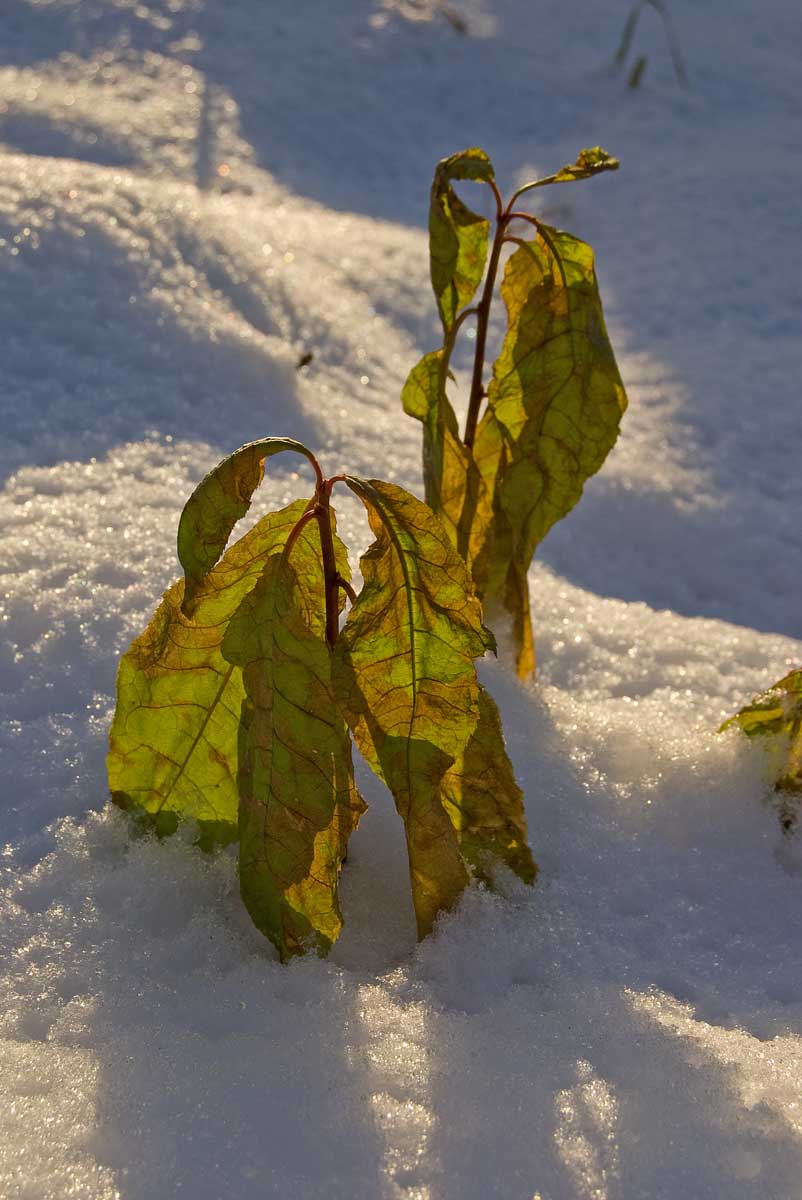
4;806;395;1200
2;0;801;635
0;210;318;484
0;0;630;223
406;673;802;1197
417;976;802;1199
538;475;802;642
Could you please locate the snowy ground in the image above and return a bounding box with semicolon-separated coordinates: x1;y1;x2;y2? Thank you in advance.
1;2;801;1197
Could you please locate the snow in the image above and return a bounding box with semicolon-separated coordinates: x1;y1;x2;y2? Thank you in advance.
1;1;802;1196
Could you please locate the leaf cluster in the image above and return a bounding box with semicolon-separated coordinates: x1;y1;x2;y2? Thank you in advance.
403;146;627;678
108;440;536;960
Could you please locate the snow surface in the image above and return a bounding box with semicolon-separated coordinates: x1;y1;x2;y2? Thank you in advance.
1;1;802;1197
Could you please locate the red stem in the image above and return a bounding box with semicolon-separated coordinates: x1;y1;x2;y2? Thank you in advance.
488;178;505;222
283;503;317;560
337;574;357;605
463;212;508;448
323;473;347;497
315;489;341;647
285;480;355;646
505;210;540;229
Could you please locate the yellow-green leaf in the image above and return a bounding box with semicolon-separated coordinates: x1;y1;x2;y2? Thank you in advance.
333;479;497;937
452;405;536;674
222;529;365;961
401;349;481;552
520;147;620;194
722;667;802;798
178;436;317;613
108;500;310;846
429;147;495;333
477;226;627;678
440;688;536;884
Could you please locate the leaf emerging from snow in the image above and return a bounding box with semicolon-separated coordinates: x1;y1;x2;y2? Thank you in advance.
334;479;533;936
222;520;364;962
722;666;802;799
108;500;309;847
440;688;536;886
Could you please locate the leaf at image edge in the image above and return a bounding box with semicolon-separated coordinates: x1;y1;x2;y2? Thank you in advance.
721;667;802;796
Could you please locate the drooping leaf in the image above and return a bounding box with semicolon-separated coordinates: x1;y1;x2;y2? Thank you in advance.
721;667;802;799
333;478;503;937
475;225;627;678
429;147;495;333
178;436;317;613
449;401;535;674
440;688;536;885
401;349;481;551
222;522;365;962
519;147;620;194
108;500;311;846
465;409;536;678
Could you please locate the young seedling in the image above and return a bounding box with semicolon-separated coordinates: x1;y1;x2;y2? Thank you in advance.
722;667;802;832
108;438;536;961
402;146;628;678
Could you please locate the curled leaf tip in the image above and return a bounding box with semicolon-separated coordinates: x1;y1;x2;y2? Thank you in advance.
430;148;496;333
525;147;621;193
177;437;317;614
434;147;495;179
575;146;620;172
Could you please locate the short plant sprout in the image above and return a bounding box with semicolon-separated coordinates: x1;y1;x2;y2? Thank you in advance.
108;146;629;961
108;439;536;961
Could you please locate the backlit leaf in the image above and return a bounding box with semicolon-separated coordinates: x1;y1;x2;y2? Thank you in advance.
401;349;481;552
222;524;365;961
333;478;495;937
478;226;627;677
429;147;495;333
722;667;802;797
440;688;536;885
178;436;317;613
108;500;310;846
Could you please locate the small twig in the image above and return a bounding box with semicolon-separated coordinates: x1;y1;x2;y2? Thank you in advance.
463;218;507;448
283;503;317;560
505;211;541;230
315;493;341;648
487;178;505;223
336;574;358;605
